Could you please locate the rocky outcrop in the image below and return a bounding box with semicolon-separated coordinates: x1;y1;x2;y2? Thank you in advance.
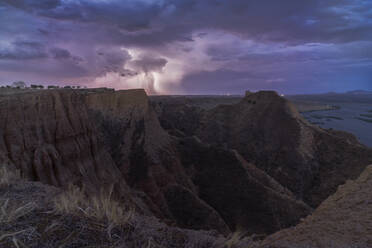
196;91;372;207
0;89;230;233
260;164;372;248
0;89;315;235
0;90;129;197
85;89;230;234
85;89;312;234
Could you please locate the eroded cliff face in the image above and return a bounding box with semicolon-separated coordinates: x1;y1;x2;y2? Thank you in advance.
84;89;230;234
178;137;311;234
0;89;314;236
153;91;372;207
198;91;372;207
85;89;313;234
0;90;129;197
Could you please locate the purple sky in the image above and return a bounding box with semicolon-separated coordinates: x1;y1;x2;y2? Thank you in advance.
1;0;372;94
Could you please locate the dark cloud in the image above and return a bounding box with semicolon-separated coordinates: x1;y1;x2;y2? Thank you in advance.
95;48;132;75
3;0;60;10
0;40;48;60
4;0;372;45
37;28;49;35
50;47;71;59
49;47;84;65
119;69;138;77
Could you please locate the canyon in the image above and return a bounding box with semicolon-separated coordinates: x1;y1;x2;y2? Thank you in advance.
1;88;371;247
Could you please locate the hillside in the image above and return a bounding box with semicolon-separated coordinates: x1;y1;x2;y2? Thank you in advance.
260;164;372;248
0;88;371;247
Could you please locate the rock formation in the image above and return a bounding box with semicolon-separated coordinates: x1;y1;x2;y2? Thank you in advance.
85;89;230;234
0;90;129;197
154;91;372;207
178;137;310;234
84;89;310;234
260;164;372;248
1;88;371;239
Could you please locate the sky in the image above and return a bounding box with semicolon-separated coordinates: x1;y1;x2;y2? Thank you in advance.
0;0;372;95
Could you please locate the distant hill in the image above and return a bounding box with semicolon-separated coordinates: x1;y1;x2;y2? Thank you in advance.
346;90;372;95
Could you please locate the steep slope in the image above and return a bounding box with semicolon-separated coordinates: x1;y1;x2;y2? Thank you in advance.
86;90;311;234
0;89;230;233
151;96;205;137
190;91;372;206
178;137;310;234
260;164;372;248
85;89;230;234
0;90;129;197
0;89;314;236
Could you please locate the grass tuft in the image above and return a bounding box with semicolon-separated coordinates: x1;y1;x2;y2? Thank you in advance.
224;231;243;248
0;199;36;223
0;164;20;186
53;185;133;227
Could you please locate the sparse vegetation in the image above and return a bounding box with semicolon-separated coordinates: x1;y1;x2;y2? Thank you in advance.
11;81;26;89
0;181;226;248
0;164;20;186
30;84;44;89
223;230;259;248
53;185;133;227
0;199;36;223
225;231;243;248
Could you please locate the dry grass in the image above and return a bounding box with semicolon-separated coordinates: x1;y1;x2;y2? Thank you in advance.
0;164;20;186
0;198;37;247
223;230;260;248
224;231;243;248
0;199;36;223
53;184;133;227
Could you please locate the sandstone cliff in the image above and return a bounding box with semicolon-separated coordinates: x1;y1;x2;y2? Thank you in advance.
85;89;230;234
0;90;129;197
85;89;311;234
0;89;314;235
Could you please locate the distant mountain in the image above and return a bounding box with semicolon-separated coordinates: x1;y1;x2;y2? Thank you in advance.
346;90;372;95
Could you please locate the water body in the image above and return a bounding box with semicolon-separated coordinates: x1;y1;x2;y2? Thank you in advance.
302;103;372;147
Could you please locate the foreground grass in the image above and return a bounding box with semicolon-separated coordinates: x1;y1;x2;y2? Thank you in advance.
53;185;133;229
0;181;229;247
0;165;260;248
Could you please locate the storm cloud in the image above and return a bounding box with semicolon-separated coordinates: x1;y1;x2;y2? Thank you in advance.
0;0;371;93
0;40;48;60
